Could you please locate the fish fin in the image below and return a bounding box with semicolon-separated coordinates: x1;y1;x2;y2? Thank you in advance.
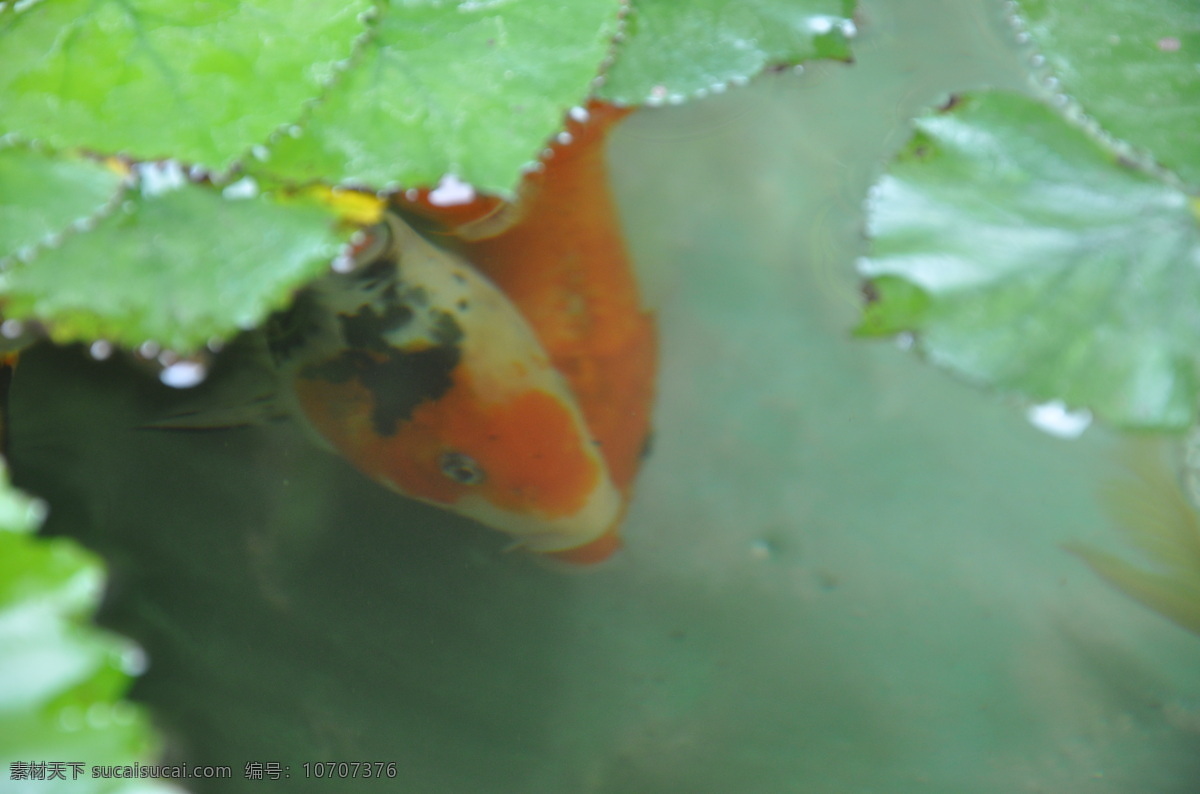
499;538;528;555
142;392;290;431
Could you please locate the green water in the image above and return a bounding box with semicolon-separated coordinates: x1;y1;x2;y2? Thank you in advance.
8;0;1200;791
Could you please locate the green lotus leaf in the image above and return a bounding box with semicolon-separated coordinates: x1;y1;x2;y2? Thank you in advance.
860;90;1200;429
1014;0;1200;185
0;0;371;171
599;0;855;105
258;0;623;195
0;178;348;353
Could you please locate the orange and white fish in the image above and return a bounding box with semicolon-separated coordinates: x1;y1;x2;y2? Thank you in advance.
273;102;656;563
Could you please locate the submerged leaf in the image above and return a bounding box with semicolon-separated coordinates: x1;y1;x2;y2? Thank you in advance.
860;90;1200;430
0;0;371;171
0;182;349;353
1069;440;1200;637
259;0;622;195
1013;0;1200;186
600;0;856;105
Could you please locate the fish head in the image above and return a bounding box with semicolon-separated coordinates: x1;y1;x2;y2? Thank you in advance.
273;216;623;562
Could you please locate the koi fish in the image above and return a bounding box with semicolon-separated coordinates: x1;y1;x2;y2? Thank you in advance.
275;102;656;563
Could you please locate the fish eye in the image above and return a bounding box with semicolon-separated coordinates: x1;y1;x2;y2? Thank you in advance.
439;451;486;485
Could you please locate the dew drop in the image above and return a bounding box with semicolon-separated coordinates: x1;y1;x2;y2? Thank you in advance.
110;703;137;726
808;15;834;35
138;340;160;359
136;160;186;197
120;645;149;676
251;144;270;161
160;360;208;389
86;703;111;729
24;497;47;526
568;105;590;123
1026;400;1091;439
331;252;356;273
428;174;476;207
1;319;23;339
556;131;574;145
89;340;113;360
1158;36;1181;52
58;706;83;732
222;176;259;200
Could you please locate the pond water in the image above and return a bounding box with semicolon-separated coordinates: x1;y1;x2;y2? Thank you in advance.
8;0;1200;792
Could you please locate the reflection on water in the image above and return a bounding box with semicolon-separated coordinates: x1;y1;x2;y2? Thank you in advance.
7;0;1200;792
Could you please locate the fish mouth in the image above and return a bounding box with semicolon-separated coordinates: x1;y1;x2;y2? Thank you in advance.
542;526;621;564
450;473;623;561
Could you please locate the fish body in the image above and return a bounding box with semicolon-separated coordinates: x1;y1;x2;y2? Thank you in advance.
277;102;655;561
397;102;657;559
273;214;625;557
